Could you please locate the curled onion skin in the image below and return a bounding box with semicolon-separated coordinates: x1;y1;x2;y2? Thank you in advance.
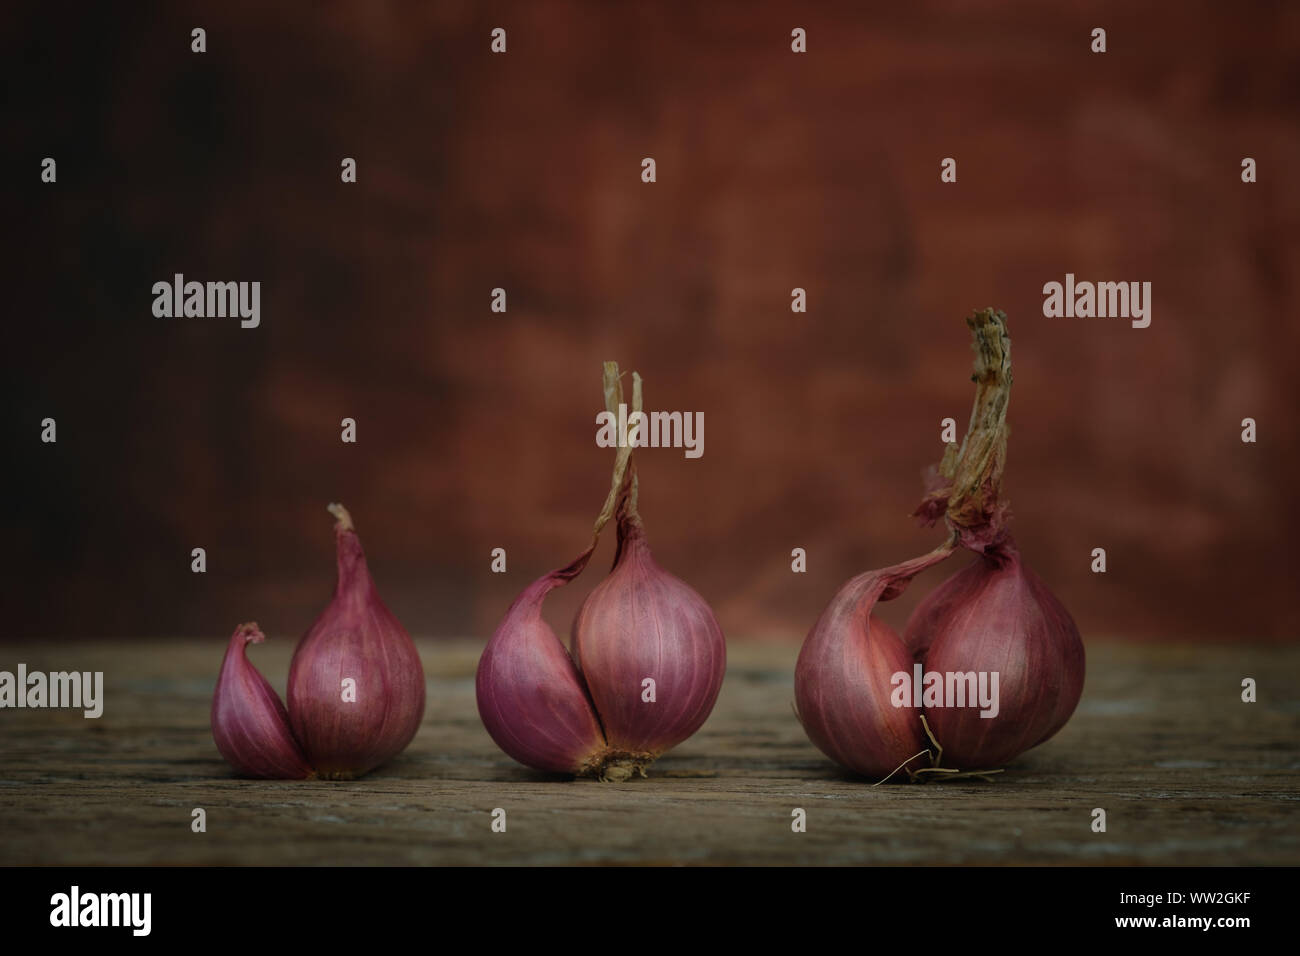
211;623;314;779
476;560;607;775
571;516;726;757
905;545;1085;767
286;505;426;779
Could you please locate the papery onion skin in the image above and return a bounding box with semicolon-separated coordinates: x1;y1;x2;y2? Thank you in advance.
211;622;314;779
476;562;608;775
571;517;726;758
287;505;426;779
904;545;1085;767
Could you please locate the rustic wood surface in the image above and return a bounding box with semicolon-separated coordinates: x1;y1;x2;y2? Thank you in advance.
0;639;1296;866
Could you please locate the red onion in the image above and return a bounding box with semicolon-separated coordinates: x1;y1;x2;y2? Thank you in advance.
796;309;1085;780
211;504;426;779
476;554;607;776
572;510;726;761
477;363;726;780
287;504;426;778
794;547;952;778
904;547;1085;766
212;623;314;779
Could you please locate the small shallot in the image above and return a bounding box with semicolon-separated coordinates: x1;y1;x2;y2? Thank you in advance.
796;308;1085;780
477;363;725;781
211;505;426;779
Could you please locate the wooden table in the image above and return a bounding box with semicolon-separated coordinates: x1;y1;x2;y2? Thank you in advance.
1;639;1296;865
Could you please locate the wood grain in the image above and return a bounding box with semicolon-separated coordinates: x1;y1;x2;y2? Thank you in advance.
0;639;1296;865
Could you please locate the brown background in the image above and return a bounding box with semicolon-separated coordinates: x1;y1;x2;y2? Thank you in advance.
5;0;1298;642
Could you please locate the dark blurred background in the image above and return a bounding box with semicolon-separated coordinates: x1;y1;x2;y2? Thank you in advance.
4;1;1297;642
